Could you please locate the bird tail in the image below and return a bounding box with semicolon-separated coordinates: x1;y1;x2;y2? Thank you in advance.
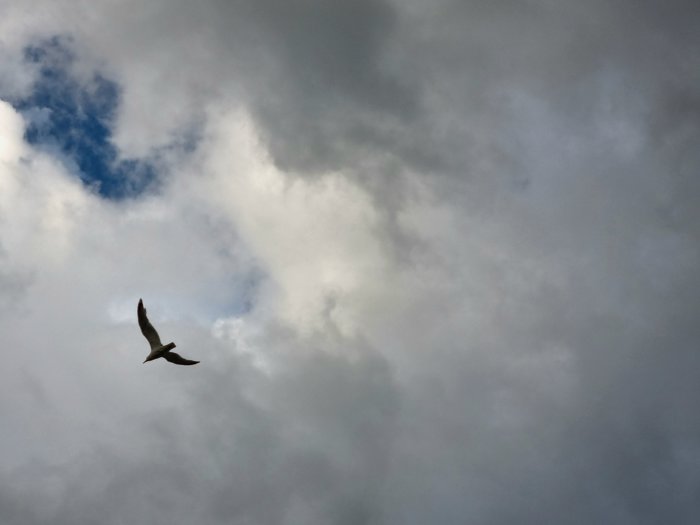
162;342;176;352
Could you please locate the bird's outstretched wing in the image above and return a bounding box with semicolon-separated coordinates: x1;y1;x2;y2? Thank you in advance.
138;299;163;350
163;351;200;366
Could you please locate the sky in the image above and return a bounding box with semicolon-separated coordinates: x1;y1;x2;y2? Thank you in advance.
1;1;699;523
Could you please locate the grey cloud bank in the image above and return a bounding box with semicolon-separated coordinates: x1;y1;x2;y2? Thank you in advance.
1;1;699;524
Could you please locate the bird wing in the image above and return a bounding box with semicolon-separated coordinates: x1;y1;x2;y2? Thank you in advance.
138;299;163;350
162;351;200;366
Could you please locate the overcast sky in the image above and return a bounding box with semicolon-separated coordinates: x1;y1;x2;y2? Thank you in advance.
1;1;700;523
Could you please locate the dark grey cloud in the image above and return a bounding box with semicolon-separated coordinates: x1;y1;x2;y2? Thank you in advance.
210;0;420;173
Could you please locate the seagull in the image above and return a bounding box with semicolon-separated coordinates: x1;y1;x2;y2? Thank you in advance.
138;299;199;365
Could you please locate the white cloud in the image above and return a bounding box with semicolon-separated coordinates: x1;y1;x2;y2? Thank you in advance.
183;110;389;335
0;100;27;162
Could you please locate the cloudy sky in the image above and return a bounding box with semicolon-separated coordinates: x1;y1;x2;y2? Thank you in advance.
1;1;699;523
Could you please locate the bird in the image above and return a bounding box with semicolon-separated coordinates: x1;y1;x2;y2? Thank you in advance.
138;299;199;365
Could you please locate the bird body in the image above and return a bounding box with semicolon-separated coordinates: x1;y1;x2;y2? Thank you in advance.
143;341;177;363
138;299;199;365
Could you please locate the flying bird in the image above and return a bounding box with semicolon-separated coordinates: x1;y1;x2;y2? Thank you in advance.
138;299;199;365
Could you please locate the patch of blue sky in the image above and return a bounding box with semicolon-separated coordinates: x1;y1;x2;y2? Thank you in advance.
142;270;261;326
193;266;261;322
10;36;157;199
222;270;261;318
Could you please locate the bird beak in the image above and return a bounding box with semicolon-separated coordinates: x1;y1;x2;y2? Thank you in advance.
143;359;148;363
